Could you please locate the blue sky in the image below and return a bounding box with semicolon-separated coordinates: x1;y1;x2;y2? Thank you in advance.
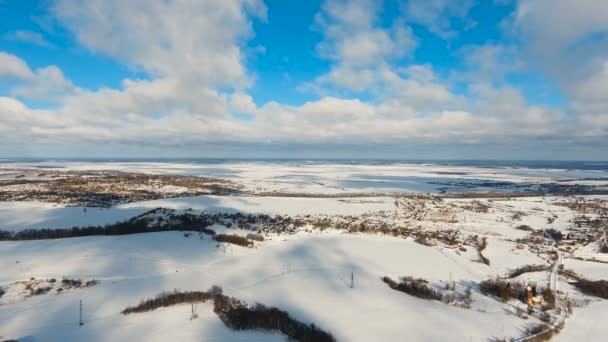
0;0;607;159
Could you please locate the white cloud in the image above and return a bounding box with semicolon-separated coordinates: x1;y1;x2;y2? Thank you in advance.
0;52;34;79
572;60;608;103
514;0;608;54
456;44;521;82
12;65;79;101
53;0;266;88
0;52;78;102
230;92;257;115
309;0;417;93
508;0;608;142
3;30;53;47
400;0;476;38
510;0;608;85
0;0;604;157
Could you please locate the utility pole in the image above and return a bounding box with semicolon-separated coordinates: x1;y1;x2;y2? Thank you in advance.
449;272;454;291
190;303;198;320
79;299;83;326
350;272;354;289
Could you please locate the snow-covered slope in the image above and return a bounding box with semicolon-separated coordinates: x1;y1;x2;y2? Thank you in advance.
1;232;543;342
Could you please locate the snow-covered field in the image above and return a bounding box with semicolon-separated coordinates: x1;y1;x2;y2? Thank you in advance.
1;161;607;341
0;196;395;231
2;160;608;194
0;232;545;342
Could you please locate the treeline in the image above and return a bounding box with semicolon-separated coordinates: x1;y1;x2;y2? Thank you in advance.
572;278;608;299
559;269;608;299
508;264;550;279
0;209;286;241
213;234;253;247
122;287;335;342
0;212;208;241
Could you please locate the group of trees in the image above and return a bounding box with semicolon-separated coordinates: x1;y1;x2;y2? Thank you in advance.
0;210;278;241
508;264;550;279
572;278;608;299
213;234;253;247
480;278;527;303
122;287;335;342
382;276;443;301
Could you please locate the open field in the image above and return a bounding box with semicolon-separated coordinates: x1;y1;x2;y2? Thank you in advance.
1;162;607;341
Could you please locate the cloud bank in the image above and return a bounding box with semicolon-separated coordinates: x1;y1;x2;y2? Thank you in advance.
0;0;607;159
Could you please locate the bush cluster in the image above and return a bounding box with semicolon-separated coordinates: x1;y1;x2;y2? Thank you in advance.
122;289;216;314
246;233;265;242
215;298;334;342
572;279;608;299
479;278;526;303
476;237;490;265
0;210;289;241
508;264;550;278
544;228;563;241
60;278;98;289
382;276;443;301
122;287;335;342
541;287;556;309
515;225;534;231
214;234;253;247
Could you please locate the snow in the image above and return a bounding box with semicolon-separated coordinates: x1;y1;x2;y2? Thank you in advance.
0;232;544;342
3;160;607;194
0;201;149;231
563;259;608;281
1;161;606;341
0;195;394;231
483;238;547;276
555;300;608;342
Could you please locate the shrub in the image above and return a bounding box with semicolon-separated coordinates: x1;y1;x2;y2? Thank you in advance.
478;253;490;266
246;233;265;242
463;287;473;307
214;234;253;247
32;286;52;296
382;276;443;301
57;278;98;290
477;237;487;252
512;211;527;221
85;280;99;287
516;225;533;231
200;227;217;236
545;229;563;241
477;237;490;265
0;287;5;298
122;289;216;314
508;265;550;278
542;288;555;309
414;235;433;246
479;278;525;303
61;278;83;288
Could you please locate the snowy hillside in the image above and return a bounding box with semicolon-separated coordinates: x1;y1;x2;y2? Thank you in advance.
1;164;607;341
